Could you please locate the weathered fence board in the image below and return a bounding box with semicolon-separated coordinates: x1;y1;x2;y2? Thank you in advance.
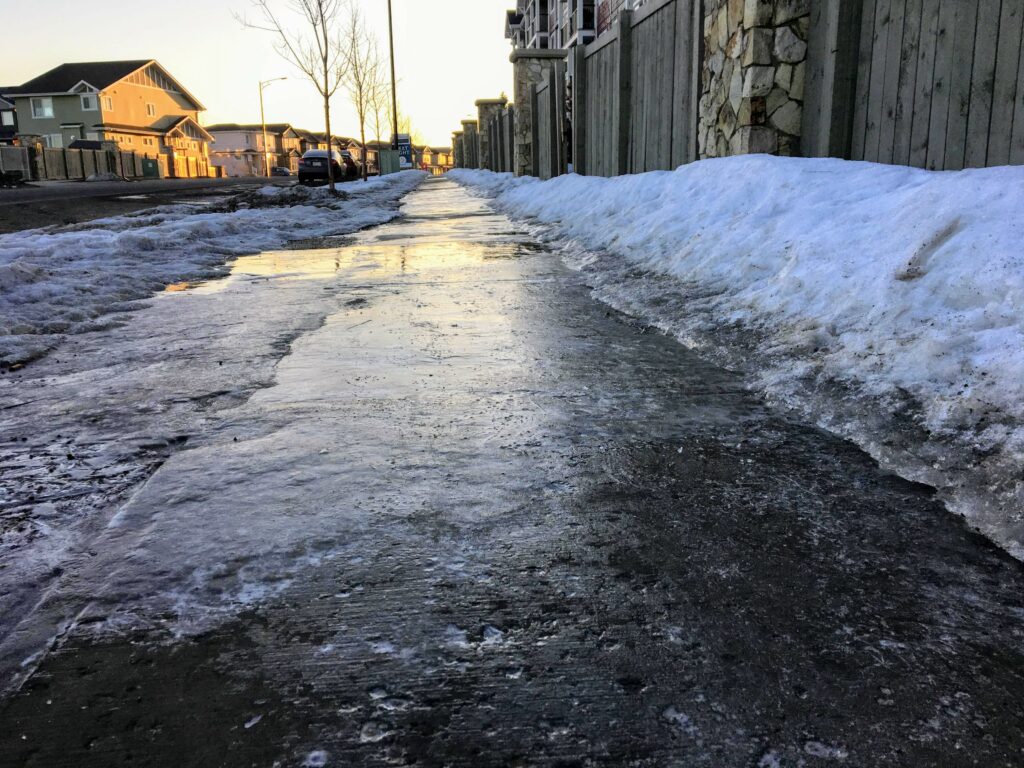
1011;9;1024;164
813;0;1024;170
908;0;941;167
536;80;555;179
891;0;920;165
584;29;621;176
988;0;1023;165
943;1;980;170
877;0;905;164
964;0;1002;168
851;0;877;159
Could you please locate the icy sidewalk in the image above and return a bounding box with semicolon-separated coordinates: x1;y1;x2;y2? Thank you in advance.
0;172;427;366
451;159;1024;558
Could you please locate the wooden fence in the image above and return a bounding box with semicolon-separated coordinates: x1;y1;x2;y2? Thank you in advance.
576;0;701;177
479;106;517;174
526;0;1024;177
804;0;1024;169
534;66;565;179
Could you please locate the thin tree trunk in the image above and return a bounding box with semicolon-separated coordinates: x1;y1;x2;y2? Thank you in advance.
324;94;336;193
360;126;368;181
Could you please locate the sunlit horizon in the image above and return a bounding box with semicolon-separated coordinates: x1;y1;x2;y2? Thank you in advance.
3;0;516;147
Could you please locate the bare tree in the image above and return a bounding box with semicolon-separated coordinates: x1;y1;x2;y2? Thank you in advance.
343;7;386;181
238;0;349;193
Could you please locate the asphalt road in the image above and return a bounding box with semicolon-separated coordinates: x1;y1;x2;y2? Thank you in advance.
0;178;1022;766
0;176;292;206
0;176;296;233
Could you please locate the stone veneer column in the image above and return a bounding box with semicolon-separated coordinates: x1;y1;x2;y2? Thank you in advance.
461;120;480;169
452;131;465;168
510;49;568;177
699;0;810;158
476;98;509;171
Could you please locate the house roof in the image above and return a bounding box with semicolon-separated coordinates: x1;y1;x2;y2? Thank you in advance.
205;122;298;136
10;60;206;110
12;61;151;94
93;115;213;141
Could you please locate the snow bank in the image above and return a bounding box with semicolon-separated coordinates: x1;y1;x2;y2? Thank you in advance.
0;172;426;366
451;159;1024;558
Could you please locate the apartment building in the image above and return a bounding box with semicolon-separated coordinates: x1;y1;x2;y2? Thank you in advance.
506;0;646;49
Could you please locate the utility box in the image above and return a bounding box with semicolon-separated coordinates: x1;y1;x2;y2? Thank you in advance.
378;150;401;176
141;158;160;179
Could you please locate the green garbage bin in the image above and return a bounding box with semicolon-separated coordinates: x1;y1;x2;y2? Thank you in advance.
141;158;160;179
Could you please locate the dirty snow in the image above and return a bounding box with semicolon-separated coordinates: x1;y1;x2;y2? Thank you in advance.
0;172;426;366
451;159;1024;558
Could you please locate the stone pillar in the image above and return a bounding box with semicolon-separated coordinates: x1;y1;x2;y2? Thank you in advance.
452;131;465;168
461;120;479;169
699;0;810;159
476;97;508;172
510;49;568;176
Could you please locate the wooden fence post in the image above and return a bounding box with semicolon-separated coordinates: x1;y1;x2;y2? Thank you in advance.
530;84;541;177
546;67;561;179
506;106;516;173
572;44;587;175
615;10;634;176
803;0;863;158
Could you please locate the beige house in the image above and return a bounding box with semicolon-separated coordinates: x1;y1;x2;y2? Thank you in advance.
8;60;213;178
206;123;304;176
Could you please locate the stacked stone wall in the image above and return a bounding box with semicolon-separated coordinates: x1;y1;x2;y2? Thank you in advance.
512;51;567;177
699;0;809;158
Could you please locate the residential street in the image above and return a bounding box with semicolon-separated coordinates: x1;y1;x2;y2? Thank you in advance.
1;177;1022;766
0;178;295;234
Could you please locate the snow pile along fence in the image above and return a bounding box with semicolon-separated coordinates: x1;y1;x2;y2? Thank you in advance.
450;158;1024;558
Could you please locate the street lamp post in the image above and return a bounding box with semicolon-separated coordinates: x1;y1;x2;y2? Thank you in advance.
387;0;399;149
259;77;287;177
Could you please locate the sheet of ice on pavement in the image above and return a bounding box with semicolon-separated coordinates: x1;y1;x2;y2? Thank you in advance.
450;159;1024;560
0;180;548;690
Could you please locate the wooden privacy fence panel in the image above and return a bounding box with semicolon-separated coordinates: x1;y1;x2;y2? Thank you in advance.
582;28;623;176
806;0;1024;169
627;0;700;173
534;66;566;179
576;0;701;178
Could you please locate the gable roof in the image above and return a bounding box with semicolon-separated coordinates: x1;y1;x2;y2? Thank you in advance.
13;61;151;94
11;60;206;110
205;123;300;137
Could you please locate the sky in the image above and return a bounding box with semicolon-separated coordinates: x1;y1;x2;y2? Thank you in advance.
1;0;516;147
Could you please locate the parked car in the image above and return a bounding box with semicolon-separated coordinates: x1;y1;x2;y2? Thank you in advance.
271;166;292;177
298;150;358;184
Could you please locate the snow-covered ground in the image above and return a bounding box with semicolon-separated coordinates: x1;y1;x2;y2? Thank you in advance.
451;159;1024;559
0;172;426;366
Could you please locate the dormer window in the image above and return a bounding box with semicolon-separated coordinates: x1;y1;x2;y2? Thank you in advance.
81;94;98;111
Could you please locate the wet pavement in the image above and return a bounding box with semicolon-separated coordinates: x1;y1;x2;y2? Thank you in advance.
1;178;1023;767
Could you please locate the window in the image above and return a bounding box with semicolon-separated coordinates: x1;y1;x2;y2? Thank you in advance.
1;111;13;127
80;94;97;111
103;96;113;111
44;134;63;148
143;137;155;147
146;103;156;117
86;132;100;140
31;97;54;118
